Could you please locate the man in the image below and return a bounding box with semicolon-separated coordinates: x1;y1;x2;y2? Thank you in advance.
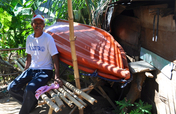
7;14;62;114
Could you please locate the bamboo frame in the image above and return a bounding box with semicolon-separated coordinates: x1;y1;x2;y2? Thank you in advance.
63;86;87;106
81;84;94;92
15;60;24;71
40;93;61;113
53;89;74;108
17;58;25;67
58;87;85;109
61;79;97;104
48;90;65;108
38;100;46;106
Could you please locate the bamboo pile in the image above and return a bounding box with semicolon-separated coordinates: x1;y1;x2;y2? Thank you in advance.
15;58;26;71
37;79;97;114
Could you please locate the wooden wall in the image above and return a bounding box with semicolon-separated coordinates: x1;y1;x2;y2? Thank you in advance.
110;3;176;114
135;5;176;114
134;4;176;62
111;4;176;62
110;14;141;60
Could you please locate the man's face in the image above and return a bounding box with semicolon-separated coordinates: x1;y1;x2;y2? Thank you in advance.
31;19;45;33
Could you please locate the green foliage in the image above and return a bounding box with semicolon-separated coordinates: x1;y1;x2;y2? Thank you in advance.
131;100;152;114
114;99;134;114
116;99;134;110
0;0;35;59
114;99;152;114
0;0;117;60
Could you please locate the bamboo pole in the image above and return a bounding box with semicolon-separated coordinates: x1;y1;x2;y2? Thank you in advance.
48;108;53;114
81;84;94;92
40;93;61;112
67;0;83;113
53;89;74;108
15;60;24;71
67;0;81;90
21;57;26;63
48;90;65;108
38;100;46;106
58;87;85;109
17;58;25;67
63;86;87;106
61;79;97;105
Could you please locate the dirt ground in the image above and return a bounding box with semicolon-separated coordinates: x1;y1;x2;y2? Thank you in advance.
0;83;116;114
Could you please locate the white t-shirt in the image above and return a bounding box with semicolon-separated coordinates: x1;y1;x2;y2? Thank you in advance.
26;32;58;70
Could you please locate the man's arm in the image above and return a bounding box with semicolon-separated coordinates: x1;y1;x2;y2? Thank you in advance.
24;54;31;70
52;54;63;87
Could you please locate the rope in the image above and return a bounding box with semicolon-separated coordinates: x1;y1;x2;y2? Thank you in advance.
60;61;132;88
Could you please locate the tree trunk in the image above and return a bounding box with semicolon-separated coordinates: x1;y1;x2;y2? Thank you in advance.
126;72;146;104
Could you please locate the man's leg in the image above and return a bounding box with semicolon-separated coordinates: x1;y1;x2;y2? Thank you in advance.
19;70;53;114
7;69;33;103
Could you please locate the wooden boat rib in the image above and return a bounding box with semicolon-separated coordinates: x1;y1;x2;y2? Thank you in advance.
45;20;130;81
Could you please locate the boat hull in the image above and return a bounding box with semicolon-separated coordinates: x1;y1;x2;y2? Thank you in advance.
45;20;130;80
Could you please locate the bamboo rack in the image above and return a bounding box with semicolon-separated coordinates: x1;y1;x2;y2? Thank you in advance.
37;80;97;114
61;79;97;104
40;93;61;113
48;90;65;108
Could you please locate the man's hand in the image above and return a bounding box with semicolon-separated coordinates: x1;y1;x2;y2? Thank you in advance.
24;54;31;70
54;78;63;87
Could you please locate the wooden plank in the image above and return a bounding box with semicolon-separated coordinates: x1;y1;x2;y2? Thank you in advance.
129;60;155;74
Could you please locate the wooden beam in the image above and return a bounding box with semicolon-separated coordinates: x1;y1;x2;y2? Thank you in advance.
0;72;21;76
0;48;25;51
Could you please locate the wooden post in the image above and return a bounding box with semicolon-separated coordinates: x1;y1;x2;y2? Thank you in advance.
67;0;83;113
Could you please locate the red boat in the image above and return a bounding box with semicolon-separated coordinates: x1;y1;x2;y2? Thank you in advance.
45;20;130;81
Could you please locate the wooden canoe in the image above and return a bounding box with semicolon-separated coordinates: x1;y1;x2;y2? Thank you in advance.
45;20;130;81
